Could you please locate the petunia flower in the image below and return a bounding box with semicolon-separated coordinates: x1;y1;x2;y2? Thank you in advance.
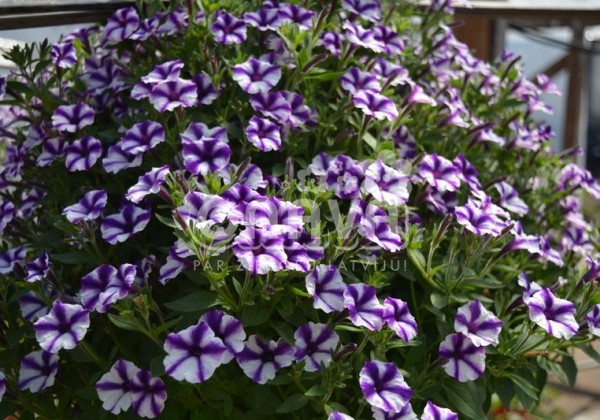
340;67;382;94
454;300;502;347
244;7;283;31
236;335;295;384
37;137;67;167
325;155;366;199
294;322;339;372
362;159;410;206
19;292;50;322
211;12;247;44
495;181;528;216
232;227;287;275
149;79;198;112
454;201;503;237
18;350;59;393
343;283;384;331
372;403;417;420
250;91;292;123
373;25;404;56
52;103;95;133
96;359;141;415
246;116;282;151
51;42;77;68
33;301;90;353
348;200;403;252
0;370;5;402
453;154;481;191
527;288;578;339
25;252;51;283
199;309;246;363
438;332;485;382
585;304;600;337
343;21;384;53
280;90;315;127
320;31;344;57
421;401;458;420
80;263;135;313
181;121;229;144
102;7;139;44
383;297;418;341
65;136;102;172
342;0;382;22
328;412;355;420
0;200;15;234
305;265;346;313
155;6;189;36
101;203;152;244
278;4;315;30
141;60;184;84
102;145;143;173
232;57;281;94
177;191;234;232
0;246;26;275
126;166;170;204
232;197;304;233
19;188;46;219
182;137;231;176
63;189;107;223
373;59;410;87
192;72;218;105
418;154;461;192
158;241;194;284
359;360;413;413
130;369;167;418
281;233;312;272
163;321;228;383
352;91;398;121
120;121;165;155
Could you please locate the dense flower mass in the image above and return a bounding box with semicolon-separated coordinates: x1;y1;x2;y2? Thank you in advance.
0;0;599;418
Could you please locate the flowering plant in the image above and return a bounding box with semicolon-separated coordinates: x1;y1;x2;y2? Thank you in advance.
0;0;599;418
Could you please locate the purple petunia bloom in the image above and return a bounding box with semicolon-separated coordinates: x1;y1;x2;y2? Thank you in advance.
52;103;95;133
0;246;26;275
0;370;4;402
348;200;403;252
65;136;102;172
96;359;141;415
102;7;139;44
25;252;51;283
211;12;247;44
130;369;167;418
192;72;218;105
246;116;282;151
19;292;50;322
305;264;346;313
120;121;165;155
320;31;344;57
362;159;410;206
33;301;90;353
199;309;246;363
422;401;458;420
453;154;481;191
342;0;382;22
102;145;143;173
18;350;59;393
359;360;413;413
372;403;417;420
231;197;304;233
418;154;461;192
250;91;292;123
325;155;366;199
163;320;228;383
383;297;418;342
236;335;295;384
101;203;152;245
527;288;578;339
343;283;384;331
232;227;287;275
141;60;184;84
352;91;398;121
340;67;382;94
586;304;600;337
495;181;528;216
232;57;281;94
454;300;502;347
158;241;194;284
126;166;170;204
294;322;339;372
182;137;231;176
374;25;404;56
278;4;315;30
373;59;410;87
80;263;135;313
0;200;15;234
177;191;234;231
51;42;77;68
63;189;107;223
344;21;384;53
328;412;355;420
149;78;198;112
181;121;229;144
37;137;67;167
244;7;283;31
438;333;485;382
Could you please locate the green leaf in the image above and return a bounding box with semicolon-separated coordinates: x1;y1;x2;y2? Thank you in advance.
276;394;308;413
304;385;327;397
578;343;600;364
241;304;271;326
164;292;218;312
50;251;93;265
494;377;515;408
430;292;448;309
560;354;577;387
107;314;142;332
444;381;487;420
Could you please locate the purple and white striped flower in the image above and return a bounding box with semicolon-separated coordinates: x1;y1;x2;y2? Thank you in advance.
0;246;26;275
52;103;95;133
344;21;384;53
102;145;143;173
0;370;4;402
25;253;51;283
233;197;304;233
383;298;418;342
495;181;528;216
353;91;398;121
19;292;50;322
141;60;184;84
18;350;59;393
120;121;165;155
101;203;152;244
422;401;458;420
130;369;167;418
149;79;198;112
126;166;169;204
244;7;283;31
232;227;287;275
33;301;90;353
80;264;135;313
453;154;481;191
63;189;107;223
454;300;502;347
102;7;139;44
211;12;247;45
177;191;234;230
374;25;404;56
329;412;355;420
372;403;417;420
246;116;282;151
181;122;229;144
343;283;384;331
359;360;413;413
373;59;410;87
438;333;485;382
278;4;315;30
236;335;295;384
280;90;314;127
325;155;365;199
250;91;292;123
348;200;403;252
158;242;194;284
305;265;346;313
0;200;14;234
320;31;344;57
294;322;339;372
342;0;382;22
232;58;281;94
96;359;141;415
340;67;382;94
418;154;461;192
199;309;246;363
182;138;231;176
586;304;600;337
527;288;578;339
51;42;77;68
163;320;228;383
193;72;218;105
455;201;502;237
65;136;102;172
37;137;67;167
362;159;410;206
